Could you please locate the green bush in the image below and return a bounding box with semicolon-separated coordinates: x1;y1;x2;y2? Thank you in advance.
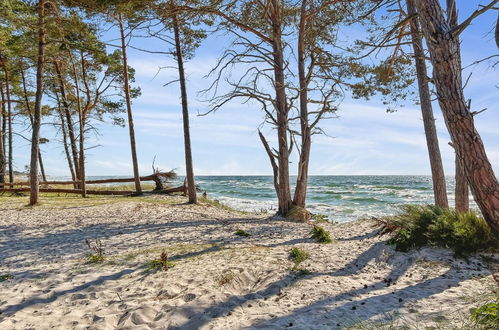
289;247;310;265
470;298;499;327
310;225;333;244
379;205;498;257
0;274;13;282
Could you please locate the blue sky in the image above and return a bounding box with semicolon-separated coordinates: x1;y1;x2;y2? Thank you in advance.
11;1;499;177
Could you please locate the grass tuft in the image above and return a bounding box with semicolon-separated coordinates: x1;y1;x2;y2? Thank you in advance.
85;239;105;263
289;247;310;265
0;273;13;282
217;270;236;286
147;250;175;272
470;298;499;327
377;205;499;257
310;225;333;244
235;229;251;237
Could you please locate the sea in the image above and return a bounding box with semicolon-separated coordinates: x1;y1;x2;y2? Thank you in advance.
51;175;469;223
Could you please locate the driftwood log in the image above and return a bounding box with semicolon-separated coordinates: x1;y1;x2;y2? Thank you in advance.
0;185;188;196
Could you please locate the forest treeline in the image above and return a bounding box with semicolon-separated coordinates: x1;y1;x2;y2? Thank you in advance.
0;0;498;233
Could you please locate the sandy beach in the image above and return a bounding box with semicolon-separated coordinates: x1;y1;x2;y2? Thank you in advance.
0;194;497;329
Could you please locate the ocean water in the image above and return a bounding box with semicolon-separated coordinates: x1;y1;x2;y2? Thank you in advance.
55;175;470;223
186;175;468;223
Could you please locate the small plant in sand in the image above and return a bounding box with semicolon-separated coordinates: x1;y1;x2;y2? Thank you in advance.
289;247;310;265
217;270;236;286
311;213;329;224
85;239;105;263
470;298;499;327
310;225;333;244
0;273;14;282
235;229;251;237
147;250;175;271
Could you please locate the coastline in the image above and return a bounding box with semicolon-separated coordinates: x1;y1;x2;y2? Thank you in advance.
0;194;496;329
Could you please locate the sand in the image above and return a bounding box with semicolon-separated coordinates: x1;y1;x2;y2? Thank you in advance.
0;194;497;329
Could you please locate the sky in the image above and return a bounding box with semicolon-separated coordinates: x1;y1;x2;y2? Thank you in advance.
10;1;499;177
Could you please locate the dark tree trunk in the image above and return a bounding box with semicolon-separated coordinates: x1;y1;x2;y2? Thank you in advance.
118;14;142;195
0;82;5;185
446;0;469;212
73;51;86;197
407;0;448;209
56;94;76;182
0;58;13;184
293;0;311;209
270;0;292;215
30;0;47;205
455;155;469;212
414;0;499;232
21;66;47;182
496;12;499;49
172;5;197;204
54;61;80;181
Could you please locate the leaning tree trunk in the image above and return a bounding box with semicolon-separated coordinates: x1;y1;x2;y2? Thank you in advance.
293;0;311;210
446;0;469;212
172;8;197;204
30;0;47;205
118;14;142;195
56;94;76;182
270;0;292;215
455;156;469;212
495;11;499;49
407;0;448;209
414;0;499;232
54;61;80;181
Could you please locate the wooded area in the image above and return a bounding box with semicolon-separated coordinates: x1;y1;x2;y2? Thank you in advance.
0;0;498;232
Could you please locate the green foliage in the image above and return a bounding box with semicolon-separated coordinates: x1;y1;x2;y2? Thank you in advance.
85;239;105;263
470;298;499;327
0;273;13;282
289;247;310;265
311;213;329;223
86;254;105;264
310;225;333;244
291;268;312;276
147;250;175;272
235;229;250;237
379;205;499;257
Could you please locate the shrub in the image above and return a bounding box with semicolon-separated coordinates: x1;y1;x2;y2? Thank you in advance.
147;250;175;271
235;229;250;237
378;205;498;257
310;225;333;244
470;298;499;327
289;247;310;265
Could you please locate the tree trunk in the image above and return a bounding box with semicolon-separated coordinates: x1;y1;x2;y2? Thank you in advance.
407;0;448;209
270;0;292;215
172;5;197;204
0;81;5;185
414;0;499;232
29;0;47;205
71;50;86;197
118;14;142;195
293;0;311;209
0;58;13;184
446;0;469;212
56;94;76;182
54;61;80;181
21;66;47;182
455;155;469;212
496;12;499;49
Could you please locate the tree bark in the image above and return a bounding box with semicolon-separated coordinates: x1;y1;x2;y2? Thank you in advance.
71;50;86;197
407;0;448;209
21;66;47;182
29;0;47;205
56;93;76;183
0;57;13;184
414;0;499;232
0;81;5;185
172;3;197;204
293;0;311;209
54;61;80;181
118;14;142;195
496;12;499;49
445;0;469;212
270;0;292;215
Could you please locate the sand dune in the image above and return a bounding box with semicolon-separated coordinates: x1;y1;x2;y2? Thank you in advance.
0;195;496;329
